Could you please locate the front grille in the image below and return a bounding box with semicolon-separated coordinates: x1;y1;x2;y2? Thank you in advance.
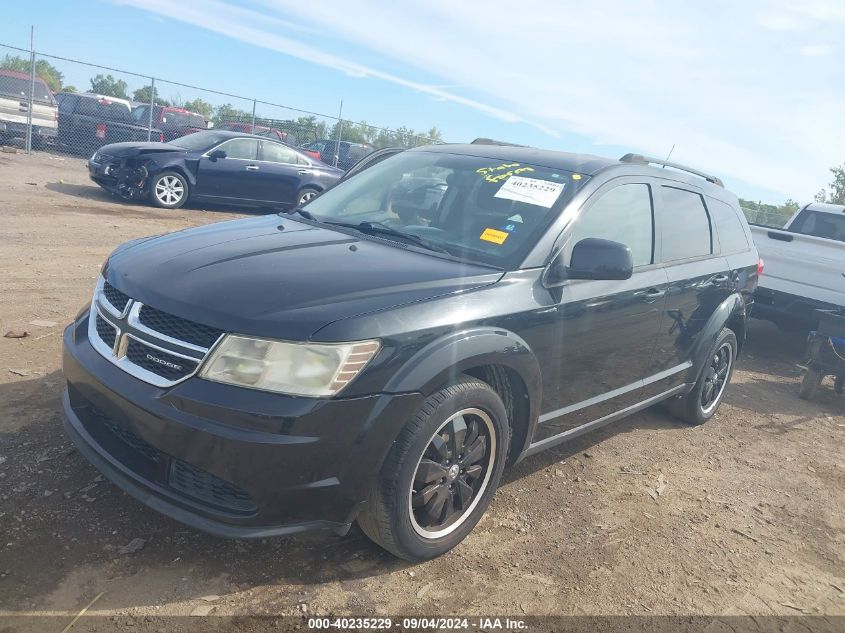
95;410;160;463
125;338;198;381
103;281;131;313
95;313;117;349
138;305;223;349
169;459;256;513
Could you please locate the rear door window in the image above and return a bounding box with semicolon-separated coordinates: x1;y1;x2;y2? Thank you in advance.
708;198;749;253
569;183;654;267
260;141;305;164
660;187;712;261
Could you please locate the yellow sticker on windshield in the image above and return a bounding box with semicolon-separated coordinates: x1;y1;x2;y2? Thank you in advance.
480;228;509;245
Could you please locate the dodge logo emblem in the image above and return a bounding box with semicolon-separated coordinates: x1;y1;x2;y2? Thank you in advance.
145;353;182;371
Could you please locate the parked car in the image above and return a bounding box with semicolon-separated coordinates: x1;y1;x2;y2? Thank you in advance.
301;139;374;170
131;105;209;142
214;121;311;152
751;201;845;330
87;130;342;209
56;92;164;154
0;69;58;149
62;145;759;560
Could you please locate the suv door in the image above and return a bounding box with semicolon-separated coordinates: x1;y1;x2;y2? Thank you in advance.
646;184;731;386
533;179;668;441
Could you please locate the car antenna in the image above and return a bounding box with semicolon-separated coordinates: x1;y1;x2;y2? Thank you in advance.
663;144;675;167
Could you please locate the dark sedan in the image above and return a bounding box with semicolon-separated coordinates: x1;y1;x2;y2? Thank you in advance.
87;130;343;209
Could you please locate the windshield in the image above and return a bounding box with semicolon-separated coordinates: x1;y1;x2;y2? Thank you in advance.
0;75;54;104
302;150;584;268
170;131;231;150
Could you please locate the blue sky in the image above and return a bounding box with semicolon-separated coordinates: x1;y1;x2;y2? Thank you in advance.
2;0;843;204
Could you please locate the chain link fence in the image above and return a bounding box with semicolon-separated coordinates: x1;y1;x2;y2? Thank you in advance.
0;41;441;169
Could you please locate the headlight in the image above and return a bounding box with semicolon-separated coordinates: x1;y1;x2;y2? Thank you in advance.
199;335;380;397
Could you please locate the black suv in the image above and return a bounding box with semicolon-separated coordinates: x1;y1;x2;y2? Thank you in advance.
62;144;759;560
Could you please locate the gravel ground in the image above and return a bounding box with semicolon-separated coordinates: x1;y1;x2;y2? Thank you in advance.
0;150;842;629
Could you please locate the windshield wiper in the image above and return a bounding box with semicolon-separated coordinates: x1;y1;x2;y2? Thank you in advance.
323;221;452;255
280;206;315;221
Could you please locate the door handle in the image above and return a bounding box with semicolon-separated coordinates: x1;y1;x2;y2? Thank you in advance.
298;169;310;175
708;274;729;285
245;165;259;171
638;287;666;303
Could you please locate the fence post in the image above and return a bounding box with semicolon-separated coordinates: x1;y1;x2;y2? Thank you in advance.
147;77;155;141
251;100;257;132
334;100;343;168
25;26;35;154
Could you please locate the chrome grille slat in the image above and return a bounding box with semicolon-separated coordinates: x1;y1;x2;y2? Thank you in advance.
88;277;221;388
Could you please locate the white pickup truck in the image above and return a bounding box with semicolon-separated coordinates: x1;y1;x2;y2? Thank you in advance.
751;202;845;330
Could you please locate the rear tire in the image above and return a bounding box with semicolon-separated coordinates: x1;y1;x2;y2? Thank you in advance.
149;171;189;209
357;377;509;561
799;368;824;401
296;187;320;206
667;328;737;426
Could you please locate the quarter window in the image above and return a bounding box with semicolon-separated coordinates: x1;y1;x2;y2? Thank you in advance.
709;198;749;253
569;183;654;267
216;138;258;160
660;187;712;261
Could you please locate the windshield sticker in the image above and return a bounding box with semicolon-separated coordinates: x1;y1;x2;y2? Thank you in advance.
494;176;565;208
476;163;535;183
480;228;509;245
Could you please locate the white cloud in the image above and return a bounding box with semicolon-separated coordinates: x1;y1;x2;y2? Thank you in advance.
121;0;843;201
799;44;832;57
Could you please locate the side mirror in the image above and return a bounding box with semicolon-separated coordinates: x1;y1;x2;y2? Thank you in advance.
544;238;634;287
208;149;226;161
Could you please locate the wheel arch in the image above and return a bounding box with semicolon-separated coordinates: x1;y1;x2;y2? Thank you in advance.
382;327;542;463
689;293;747;382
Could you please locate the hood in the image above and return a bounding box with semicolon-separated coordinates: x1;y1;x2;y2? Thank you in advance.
105;215;502;341
97;142;185;157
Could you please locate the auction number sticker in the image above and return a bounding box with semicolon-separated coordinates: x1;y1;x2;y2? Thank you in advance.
494;176;565;208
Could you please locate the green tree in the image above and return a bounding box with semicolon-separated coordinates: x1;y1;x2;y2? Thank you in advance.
213;103;252;123
182;98;213;118
89;74;129;99
822;164;845;204
0;55;65;92
132;84;169;106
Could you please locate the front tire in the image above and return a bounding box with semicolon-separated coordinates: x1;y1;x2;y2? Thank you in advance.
150;171;189;209
358;378;509;561
667;328;738;426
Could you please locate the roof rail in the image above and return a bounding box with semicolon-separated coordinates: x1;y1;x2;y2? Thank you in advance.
619;153;724;187
471;137;530;147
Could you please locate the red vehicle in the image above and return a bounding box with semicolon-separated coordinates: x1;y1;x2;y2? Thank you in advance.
216;121;321;161
131;105;209;142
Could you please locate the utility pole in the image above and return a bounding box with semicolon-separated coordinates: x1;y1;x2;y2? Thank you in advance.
334;100;344;168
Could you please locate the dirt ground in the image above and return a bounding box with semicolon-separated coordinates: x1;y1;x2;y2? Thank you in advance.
0;150;843;628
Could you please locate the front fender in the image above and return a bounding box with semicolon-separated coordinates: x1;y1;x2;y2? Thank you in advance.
383;326;543;439
688;293;746;382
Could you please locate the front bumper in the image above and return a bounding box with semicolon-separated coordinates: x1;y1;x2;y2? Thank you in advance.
62;316;424;538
